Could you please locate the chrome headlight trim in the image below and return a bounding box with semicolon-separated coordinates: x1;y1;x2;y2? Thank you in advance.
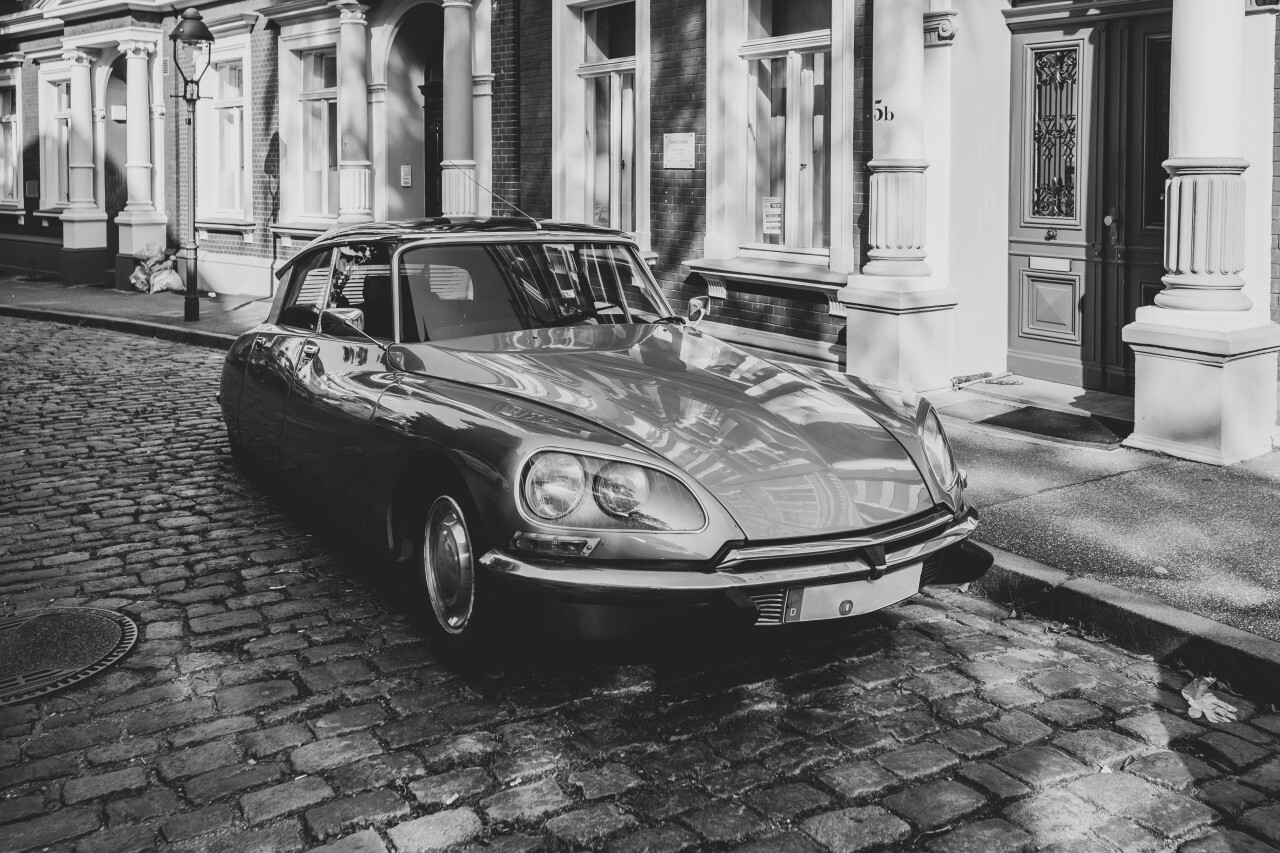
919;407;960;492
516;448;711;534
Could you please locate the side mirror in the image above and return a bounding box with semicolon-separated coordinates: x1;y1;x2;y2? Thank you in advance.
687;295;711;328
321;306;365;335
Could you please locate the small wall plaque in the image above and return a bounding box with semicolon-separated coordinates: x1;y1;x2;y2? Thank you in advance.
663;133;695;169
400;165;412;187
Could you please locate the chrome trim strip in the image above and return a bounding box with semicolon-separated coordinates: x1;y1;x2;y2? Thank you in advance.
717;509;957;569
477;512;978;603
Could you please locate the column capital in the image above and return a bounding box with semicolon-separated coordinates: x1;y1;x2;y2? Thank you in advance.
441;0;473;9
117;39;155;58
61;48;97;66
336;1;369;24
924;10;958;46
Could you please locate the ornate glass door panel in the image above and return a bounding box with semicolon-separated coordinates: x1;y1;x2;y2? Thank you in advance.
1008;30;1098;386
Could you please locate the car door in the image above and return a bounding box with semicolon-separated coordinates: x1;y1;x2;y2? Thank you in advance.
278;242;396;523
237;247;334;476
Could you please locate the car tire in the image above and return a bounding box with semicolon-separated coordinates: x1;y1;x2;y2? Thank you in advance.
413;491;496;658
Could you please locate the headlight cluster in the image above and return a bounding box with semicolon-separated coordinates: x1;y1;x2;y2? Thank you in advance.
521;451;705;531
920;408;960;491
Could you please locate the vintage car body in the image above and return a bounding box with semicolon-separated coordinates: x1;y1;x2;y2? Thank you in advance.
220;218;991;647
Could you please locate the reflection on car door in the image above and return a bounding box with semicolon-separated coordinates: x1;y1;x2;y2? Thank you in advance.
238;248;333;476
278;247;396;524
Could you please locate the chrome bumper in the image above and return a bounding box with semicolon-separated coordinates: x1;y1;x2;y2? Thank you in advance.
478;508;979;604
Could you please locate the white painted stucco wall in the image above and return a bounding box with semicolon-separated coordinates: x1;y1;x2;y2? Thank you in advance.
1243;6;1276;325
946;0;1012;379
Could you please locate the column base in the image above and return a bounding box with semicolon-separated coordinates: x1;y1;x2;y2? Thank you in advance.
60;207;107;251
115;212;167;258
441;160;478;217
839;280;958;392
60;246;110;286
1122;307;1280;465
338;163;374;225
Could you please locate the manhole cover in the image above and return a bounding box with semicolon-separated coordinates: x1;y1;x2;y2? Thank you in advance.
0;608;138;707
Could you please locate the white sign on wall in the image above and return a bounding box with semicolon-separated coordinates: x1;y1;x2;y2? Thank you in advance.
662;133;696;169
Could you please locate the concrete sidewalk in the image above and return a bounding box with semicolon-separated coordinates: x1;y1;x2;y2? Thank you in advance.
4;273;1280;696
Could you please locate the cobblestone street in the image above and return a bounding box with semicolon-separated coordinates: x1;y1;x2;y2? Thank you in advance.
2;316;1279;853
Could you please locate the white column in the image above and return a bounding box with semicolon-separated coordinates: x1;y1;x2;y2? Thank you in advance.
863;0;928;278
149;48;166;217
337;1;373;224
839;0;955;392
442;0;477;216
473;0;493;217
1122;0;1280;464
60;48;106;254
115;39;166;263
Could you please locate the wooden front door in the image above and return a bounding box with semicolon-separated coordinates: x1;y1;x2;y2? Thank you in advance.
1008;15;1171;394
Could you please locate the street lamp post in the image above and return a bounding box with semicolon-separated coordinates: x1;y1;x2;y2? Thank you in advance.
170;8;214;322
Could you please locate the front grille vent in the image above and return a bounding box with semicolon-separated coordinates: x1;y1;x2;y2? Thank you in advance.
749;590;786;625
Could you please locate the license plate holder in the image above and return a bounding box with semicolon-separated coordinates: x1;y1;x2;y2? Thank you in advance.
782;563;923;623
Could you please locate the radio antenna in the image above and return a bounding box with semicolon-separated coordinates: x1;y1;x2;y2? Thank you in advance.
453;167;541;230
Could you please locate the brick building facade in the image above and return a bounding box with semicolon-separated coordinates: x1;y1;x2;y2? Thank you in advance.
0;0;1278;465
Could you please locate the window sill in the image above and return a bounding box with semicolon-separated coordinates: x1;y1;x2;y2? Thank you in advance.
271;222;330;249
686;256;849;316
197;218;256;243
34;208;66;219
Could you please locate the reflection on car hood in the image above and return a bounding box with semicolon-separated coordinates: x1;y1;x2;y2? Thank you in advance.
395;325;932;540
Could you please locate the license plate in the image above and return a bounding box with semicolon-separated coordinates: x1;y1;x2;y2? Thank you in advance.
782;563;923;623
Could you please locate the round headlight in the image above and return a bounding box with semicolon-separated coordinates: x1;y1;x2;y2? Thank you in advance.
523;452;586;519
593;462;651;517
921;409;959;490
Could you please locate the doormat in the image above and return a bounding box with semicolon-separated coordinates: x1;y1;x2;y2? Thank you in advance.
0;608;138;707
978;405;1134;447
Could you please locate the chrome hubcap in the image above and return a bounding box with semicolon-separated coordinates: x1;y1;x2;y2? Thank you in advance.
423;496;475;635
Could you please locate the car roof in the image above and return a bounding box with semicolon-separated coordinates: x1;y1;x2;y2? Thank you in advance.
275;216;632;279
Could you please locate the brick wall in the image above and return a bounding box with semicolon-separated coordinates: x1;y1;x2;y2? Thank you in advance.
491;0;519;210
649;0;706;315
517;0;552;218
1272;18;1280;331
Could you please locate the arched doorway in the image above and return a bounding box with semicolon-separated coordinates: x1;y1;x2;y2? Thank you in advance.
385;3;443;219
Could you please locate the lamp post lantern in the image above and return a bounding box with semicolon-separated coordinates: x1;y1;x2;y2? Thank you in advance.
170;8;214;322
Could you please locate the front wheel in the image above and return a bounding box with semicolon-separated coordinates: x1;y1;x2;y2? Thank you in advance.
415;494;493;656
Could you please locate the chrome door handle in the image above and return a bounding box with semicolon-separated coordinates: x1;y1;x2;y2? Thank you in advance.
300;341;319;363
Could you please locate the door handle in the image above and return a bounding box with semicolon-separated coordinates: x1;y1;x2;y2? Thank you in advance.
299;341;319;364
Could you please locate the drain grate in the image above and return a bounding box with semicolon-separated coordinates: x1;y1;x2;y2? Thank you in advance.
0;608;138;707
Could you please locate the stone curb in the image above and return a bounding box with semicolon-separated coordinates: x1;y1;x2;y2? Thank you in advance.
975;542;1280;704
0;304;236;351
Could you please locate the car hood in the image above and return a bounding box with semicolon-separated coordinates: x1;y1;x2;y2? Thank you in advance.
393;325;933;540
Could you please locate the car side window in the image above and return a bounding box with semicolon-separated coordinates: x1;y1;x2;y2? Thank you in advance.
321;242;394;340
277;249;333;331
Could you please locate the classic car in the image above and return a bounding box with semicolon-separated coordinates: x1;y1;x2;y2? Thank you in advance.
219;217;992;652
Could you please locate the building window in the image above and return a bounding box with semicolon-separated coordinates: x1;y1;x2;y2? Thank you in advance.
52;80;71;205
300;49;338;218
743;0;830;250
580;3;636;231
214;61;245;213
552;0;650;250
0;85;17;205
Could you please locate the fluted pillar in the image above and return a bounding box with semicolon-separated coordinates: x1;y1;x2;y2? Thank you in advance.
64;49;96;213
839;0;953;391
59;48;107;284
863;0;928;277
337;1;372;224
114;39;167;288
1121;0;1280;465
441;0;477;216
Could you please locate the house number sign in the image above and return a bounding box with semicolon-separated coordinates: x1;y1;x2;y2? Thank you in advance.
873;99;895;121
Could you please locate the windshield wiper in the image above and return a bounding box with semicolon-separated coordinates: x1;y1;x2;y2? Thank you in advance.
651;315;686;325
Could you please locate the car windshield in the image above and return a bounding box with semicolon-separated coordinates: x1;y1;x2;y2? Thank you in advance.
396;241;676;343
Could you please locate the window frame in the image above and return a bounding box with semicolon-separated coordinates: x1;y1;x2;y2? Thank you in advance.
273;246;335;332
705;0;856;273
299;47;339;220
0;71;22;209
277;21;341;228
196;34;253;222
38;61;73;211
552;0;651;253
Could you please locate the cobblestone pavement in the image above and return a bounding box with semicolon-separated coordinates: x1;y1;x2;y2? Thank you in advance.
2;316;1279;853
